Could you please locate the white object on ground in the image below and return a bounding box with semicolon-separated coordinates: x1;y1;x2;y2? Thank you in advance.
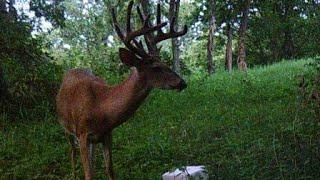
162;165;208;180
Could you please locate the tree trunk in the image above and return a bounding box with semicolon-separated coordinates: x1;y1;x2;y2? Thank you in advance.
0;0;6;14
8;0;16;20
169;0;181;74
206;0;216;75
0;1;8;102
283;30;294;59
0;66;7;102
225;23;233;72
282;2;295;59
237;0;250;71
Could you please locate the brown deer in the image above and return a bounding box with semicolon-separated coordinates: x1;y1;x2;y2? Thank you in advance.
56;1;187;179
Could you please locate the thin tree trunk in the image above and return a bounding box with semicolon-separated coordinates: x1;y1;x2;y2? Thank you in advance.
172;38;181;74
270;35;279;60
237;0;250;71
169;0;181;74
0;0;6;14
0;66;6;102
0;0;8;101
225;23;233;72
283;30;294;59
282;2;295;59
206;0;216;75
8;0;16;18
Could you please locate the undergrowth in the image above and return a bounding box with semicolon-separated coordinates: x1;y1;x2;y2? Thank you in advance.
1;59;319;179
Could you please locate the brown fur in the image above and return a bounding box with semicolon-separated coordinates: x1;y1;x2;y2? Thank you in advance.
56;58;186;179
57;1;187;178
57;68;150;140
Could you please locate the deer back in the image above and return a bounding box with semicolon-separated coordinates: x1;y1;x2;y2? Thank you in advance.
56;69;110;136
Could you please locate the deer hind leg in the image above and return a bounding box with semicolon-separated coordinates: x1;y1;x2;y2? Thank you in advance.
79;133;93;180
89;141;95;174
102;133;115;180
66;134;77;179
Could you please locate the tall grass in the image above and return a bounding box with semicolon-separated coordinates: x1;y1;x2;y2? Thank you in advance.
1;59;319;179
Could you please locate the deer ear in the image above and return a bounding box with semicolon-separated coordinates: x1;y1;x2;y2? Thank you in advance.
119;48;140;67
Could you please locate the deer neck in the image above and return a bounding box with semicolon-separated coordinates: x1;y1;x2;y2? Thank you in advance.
102;67;152;128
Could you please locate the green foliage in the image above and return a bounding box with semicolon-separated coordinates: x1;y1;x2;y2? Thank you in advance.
30;0;65;27
2;57;62;103
0;9;63;117
298;56;320;118
193;0;320;66
48;0;197;78
1;0;320;177
47;0;128;80
247;0;320;65
182;37;226;76
1;59;319;179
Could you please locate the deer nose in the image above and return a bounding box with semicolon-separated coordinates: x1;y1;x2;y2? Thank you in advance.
179;80;187;91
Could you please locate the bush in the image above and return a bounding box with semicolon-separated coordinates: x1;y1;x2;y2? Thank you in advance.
298;56;320;119
0;16;63;119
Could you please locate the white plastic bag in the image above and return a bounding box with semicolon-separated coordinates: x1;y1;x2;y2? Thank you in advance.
162;166;208;180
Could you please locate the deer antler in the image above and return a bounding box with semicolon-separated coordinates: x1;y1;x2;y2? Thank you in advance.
111;1;167;58
136;2;188;56
112;1;188;59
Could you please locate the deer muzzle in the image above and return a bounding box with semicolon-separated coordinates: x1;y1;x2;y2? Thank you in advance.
177;80;187;92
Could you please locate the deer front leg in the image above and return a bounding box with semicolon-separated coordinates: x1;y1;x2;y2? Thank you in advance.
103;133;115;180
79;133;93;180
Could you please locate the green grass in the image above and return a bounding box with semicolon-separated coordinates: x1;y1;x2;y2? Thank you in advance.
1;59;319;179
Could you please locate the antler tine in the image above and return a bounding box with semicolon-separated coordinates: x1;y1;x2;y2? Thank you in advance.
154;16;188;44
112;1;187;59
111;8;125;42
152;1;188;44
136;4;160;55
111;1;168;58
124;0;169;44
126;1;144;50
137;6;145;22
157;3;164;35
144;1;188;53
126;1;134;33
111;4;148;58
125;21;167;44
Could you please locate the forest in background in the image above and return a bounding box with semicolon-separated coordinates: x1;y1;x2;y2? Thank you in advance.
0;0;319;111
1;0;320;179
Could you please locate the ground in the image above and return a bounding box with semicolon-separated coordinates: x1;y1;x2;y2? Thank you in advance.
1;59;319;179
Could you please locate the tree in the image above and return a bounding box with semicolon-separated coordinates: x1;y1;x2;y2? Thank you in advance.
49;0;119;75
169;0;182;74
205;0;237;72
225;22;233;71
236;0;250;71
0;66;6;102
217;0;237;72
206;0;216;74
0;0;7;100
245;0;320;65
0;0;64;107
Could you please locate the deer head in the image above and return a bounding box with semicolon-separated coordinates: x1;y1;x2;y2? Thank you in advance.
111;1;188;91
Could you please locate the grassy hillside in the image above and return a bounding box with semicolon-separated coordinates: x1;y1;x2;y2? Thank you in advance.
1;59;319;179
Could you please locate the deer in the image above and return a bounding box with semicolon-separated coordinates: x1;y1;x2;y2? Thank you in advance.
56;1;188;179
